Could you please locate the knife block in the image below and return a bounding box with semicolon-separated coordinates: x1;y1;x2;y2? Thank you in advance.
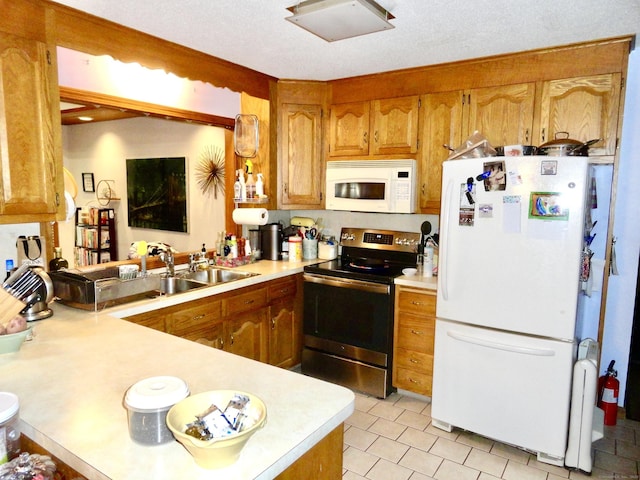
0;288;25;324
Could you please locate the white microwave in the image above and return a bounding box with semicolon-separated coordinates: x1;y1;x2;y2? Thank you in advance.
325;159;416;213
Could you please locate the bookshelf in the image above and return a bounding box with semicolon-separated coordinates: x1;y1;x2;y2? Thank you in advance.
74;208;118;266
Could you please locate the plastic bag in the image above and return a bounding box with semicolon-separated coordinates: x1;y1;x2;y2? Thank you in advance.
446;131;497;160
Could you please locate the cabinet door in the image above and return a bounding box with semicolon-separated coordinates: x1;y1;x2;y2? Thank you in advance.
0;31;60;218
225;308;268;363
419;91;464;214
538;73;621;156
328;101;369;156
269;297;296;368
371;96;419;155
280;103;324;208
465;83;536;146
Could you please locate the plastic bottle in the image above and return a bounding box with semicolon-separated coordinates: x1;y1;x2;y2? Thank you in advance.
245;160;256;199
239;169;247;201
229;235;238;258
423;246;434;277
256;173;264;197
233;171;242;200
49;247;69;272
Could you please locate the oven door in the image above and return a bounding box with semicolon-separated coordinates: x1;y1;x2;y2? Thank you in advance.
303;273;393;363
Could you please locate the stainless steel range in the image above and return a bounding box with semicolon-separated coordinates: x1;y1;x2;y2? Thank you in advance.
302;227;421;398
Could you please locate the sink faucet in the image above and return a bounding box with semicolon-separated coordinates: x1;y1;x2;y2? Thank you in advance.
160;251;175;277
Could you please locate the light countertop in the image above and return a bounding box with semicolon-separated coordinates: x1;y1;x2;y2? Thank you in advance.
394;274;437;290
0;258;354;480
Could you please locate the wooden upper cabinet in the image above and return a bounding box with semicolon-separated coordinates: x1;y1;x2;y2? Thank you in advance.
328;101;370;156
371;96;420;155
538;73;621;157
0;30;61;222
419;91;464;214
280;103;324;208
465;83;536;146
329;96;419;157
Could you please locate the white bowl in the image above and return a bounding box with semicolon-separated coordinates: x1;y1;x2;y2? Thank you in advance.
0;326;33;355
402;268;417;276
166;390;267;469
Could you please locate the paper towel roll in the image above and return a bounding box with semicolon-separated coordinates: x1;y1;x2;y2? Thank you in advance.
232;208;269;225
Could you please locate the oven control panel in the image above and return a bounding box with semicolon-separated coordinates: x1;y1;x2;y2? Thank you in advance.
340;228;421;253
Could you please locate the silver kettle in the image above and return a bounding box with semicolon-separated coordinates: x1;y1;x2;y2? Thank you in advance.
20;267;54;321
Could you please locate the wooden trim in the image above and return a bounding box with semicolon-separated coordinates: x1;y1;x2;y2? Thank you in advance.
43;0;276;99
59;86;235;129
330;36;634;103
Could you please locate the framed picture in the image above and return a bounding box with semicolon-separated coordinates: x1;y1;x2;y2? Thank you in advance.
126;157;188;233
82;173;95;192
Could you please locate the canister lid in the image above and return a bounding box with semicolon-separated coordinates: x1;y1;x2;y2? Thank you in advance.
124;376;189;410
0;392;19;423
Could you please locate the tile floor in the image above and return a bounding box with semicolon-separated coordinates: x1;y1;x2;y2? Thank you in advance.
342;391;640;480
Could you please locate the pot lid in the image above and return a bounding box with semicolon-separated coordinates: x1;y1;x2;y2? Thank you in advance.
125;376;189;410
539;131;583;147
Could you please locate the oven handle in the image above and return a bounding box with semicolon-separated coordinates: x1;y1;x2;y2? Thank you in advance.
303;273;390;295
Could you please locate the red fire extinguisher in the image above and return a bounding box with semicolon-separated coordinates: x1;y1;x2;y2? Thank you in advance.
598;360;619;426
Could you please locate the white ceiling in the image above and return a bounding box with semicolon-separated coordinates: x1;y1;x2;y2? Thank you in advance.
51;0;639;81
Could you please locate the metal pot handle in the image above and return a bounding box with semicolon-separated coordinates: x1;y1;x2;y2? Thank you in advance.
555;131;570;140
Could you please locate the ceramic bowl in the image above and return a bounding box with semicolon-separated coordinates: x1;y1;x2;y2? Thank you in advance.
0;326;33;355
166;390;267;469
402;268;417;276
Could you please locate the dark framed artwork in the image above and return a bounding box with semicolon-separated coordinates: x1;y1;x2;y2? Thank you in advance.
82;172;95;192
126;157;188;232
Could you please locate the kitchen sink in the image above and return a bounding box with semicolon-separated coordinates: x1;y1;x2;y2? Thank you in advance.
158;277;209;295
158;267;258;295
178;268;258;284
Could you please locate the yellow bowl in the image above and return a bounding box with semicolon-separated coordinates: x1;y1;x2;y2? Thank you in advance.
0;326;33;355
166;390;267;469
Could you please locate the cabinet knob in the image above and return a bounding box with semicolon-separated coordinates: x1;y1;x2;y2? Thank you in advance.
411;329;424;335
192;314;205;321
374;131;379;143
410;301;423;306
363;131;368;145
230;334;234;345
409;378;421;385
271;318;276;329
410;358;420;364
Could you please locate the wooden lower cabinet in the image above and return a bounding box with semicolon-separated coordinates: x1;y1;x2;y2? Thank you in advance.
124;274;302;368
225;307;269;362
21;424;344;480
393;286;436;396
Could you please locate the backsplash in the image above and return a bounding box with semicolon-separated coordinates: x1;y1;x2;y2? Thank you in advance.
0;223;41;278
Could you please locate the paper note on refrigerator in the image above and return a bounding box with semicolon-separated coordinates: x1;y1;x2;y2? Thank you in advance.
503;195;521;233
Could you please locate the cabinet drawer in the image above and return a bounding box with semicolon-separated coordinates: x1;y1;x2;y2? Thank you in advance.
395;313;435;353
397;290;436;316
224;287;268;315
395;347;433;373
268;277;297;302
394;367;432;396
168;300;222;337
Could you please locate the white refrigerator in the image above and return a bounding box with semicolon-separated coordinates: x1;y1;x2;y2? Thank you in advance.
432;155;588;466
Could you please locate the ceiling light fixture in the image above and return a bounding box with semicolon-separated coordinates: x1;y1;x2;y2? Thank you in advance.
285;0;395;42
78;116;94;122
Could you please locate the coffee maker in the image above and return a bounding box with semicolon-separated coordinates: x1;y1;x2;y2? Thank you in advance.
260;223;283;260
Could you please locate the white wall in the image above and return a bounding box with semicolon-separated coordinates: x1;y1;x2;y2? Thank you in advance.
60;117;227;261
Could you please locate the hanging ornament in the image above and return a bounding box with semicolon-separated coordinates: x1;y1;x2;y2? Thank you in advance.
196;145;226;198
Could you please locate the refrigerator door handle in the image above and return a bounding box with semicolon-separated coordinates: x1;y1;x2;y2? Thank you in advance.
440;180;455;301
447;330;556;356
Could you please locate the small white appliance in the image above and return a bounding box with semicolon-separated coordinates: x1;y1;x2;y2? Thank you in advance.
432;155;589;466
325;159;416;213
